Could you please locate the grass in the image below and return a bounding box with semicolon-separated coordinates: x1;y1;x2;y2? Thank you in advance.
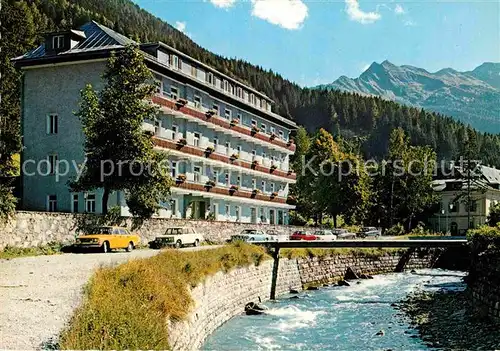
59;242;270;350
0;242;64;259
280;247;405;260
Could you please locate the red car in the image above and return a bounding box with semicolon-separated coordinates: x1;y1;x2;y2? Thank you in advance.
290;230;317;241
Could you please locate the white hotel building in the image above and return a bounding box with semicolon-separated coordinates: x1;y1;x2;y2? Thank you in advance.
14;21;297;224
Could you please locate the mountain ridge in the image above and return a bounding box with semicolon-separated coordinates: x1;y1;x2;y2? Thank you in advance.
317;61;500;133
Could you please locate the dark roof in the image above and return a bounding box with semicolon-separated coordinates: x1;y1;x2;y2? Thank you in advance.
433;165;500;192
13;21;136;61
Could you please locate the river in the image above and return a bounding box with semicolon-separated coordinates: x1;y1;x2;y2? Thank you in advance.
203;269;466;350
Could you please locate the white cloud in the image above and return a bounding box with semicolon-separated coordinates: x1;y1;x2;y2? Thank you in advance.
210;0;236;9
394;4;405;15
345;0;381;24
251;0;308;30
175;21;187;33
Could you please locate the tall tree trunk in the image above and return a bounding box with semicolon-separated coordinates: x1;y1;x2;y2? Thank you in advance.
102;187;110;215
333;215;338;228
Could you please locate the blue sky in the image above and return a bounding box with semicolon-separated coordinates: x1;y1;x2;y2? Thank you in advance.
134;0;500;87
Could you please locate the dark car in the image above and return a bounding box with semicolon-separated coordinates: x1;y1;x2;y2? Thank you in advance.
290;230;317;241
358;227;381;238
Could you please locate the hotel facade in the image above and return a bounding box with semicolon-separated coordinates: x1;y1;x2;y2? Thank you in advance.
14;21;297;224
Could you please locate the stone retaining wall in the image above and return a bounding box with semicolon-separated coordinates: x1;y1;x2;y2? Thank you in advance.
0;211;306;249
469;251;500;322
168;249;440;350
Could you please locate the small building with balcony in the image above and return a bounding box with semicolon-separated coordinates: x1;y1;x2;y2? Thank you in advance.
13;21;297;224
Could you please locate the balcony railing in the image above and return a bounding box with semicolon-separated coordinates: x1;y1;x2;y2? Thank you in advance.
151;94;296;153
153;136;296;181
173;178;288;204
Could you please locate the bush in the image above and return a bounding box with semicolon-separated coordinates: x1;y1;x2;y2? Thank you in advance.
467;225;500;253
59;243;270;350
0;242;63;259
385;223;405;236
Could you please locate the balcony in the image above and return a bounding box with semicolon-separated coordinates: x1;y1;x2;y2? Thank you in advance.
151;94;296;153
153;136;296;181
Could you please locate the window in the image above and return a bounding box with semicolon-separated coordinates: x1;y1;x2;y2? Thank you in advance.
85;193;96;213
194;95;202;108
236;113;242;123
212;104;219;115
193;132;200;147
72;194;79;213
260;208;265;222
47;195;57;212
154;120;161;136
194;166;201;183
271;183;275;192
261;180;266;192
279;130;284;140
237;176;242;187
47;114;58;134
224;109;232;119
449;202;459;213
213;137;219;145
235;206;241;221
172;55;180;70
270;126;275;135
206;72;214;85
278;210;284;225
191;66;197;77
213;170;219;183
223;80;229;91
467;200;478;213
262;152;266;158
230;85;235;95
170;161;177;178
225;141;231;150
261;124;267;134
52;35;64;49
251;150;256;156
170;87;179;100
251;119;257;127
250;93;255;105
48;154;58;175
172;124;178;134
252;178;257;189
225;204;230;217
237;145;242;154
225;172;230;186
237;87;243;98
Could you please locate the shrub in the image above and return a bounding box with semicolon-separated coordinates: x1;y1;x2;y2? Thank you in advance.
467;225;500;254
385;223;405;236
0;242;64;259
59;243;270;350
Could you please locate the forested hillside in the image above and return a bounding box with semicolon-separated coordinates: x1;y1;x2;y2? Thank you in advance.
3;0;500;167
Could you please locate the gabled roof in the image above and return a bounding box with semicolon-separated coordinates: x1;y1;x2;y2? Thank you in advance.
479;165;500;185
13;21;136;61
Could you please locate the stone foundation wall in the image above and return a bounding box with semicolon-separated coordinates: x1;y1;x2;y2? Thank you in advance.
168;249;440;350
469;251;500;322
297;249;441;285
0;211;307;249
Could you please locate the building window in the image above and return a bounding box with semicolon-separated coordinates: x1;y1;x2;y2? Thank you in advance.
85;193;96;213
225;141;231;150
260;207;265;222
225;204;230;217
271;183;275;192
207;72;214;85
193;132;200;147
237;145;242;154
194;95;202;108
261;124;267;134
252;178;256;189
467;200;478;213
52;35;64;49
154;120;161;136
172;124;178;134
235;206;241;221
251;150;256;156
449;202;459;213
172;55;179;70
223;80;229;91
213;137;219;145
47;195;57;212
251;119;257;127
170;161;177;178
279;130;284;140
225;172;230;186
48;154;58;175
224;109;232;119
237;87;242;98
170;87;178;100
72;194;78;213
270;126;275;135
261;180;266;192
236;113;242;123
278;210;284;225
237;176;242;187
212;104;219;115
262;152;266;158
250;93;255;105
213;170;219;183
194;166;201;183
191;66;197;77
47;114;58;134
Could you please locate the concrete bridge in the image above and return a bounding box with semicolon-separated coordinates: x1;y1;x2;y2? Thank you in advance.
254;237;468;299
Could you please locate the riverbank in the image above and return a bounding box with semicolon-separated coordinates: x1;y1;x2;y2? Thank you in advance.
398;289;500;349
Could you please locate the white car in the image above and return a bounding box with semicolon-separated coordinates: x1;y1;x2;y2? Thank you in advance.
231;229;272;242
332;228;357;239
266;229;289;242
314;229;338;241
149;227;204;248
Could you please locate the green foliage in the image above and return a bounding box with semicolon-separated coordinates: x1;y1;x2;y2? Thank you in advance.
385;223;405;236
0;183;17;222
59;243;270;350
487;202;500;227
0;241;63;259
467;225;500;253
70;45;174;218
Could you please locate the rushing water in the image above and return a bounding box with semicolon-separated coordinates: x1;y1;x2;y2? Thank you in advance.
203;269;466;350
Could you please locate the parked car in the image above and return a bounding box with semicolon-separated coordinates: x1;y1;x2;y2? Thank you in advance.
149;227;203;249
231;229;272;242
75;226;140;253
290;230;317;241
332;228;357;239
358;227;381;238
314;229;338;241
266;229;289;242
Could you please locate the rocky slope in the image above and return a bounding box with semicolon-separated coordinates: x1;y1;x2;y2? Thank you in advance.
318;61;500;133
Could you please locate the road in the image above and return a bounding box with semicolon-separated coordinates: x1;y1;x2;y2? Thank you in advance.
0;246;217;350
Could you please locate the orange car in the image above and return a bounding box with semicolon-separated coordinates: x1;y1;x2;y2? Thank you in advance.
75;226;140;253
